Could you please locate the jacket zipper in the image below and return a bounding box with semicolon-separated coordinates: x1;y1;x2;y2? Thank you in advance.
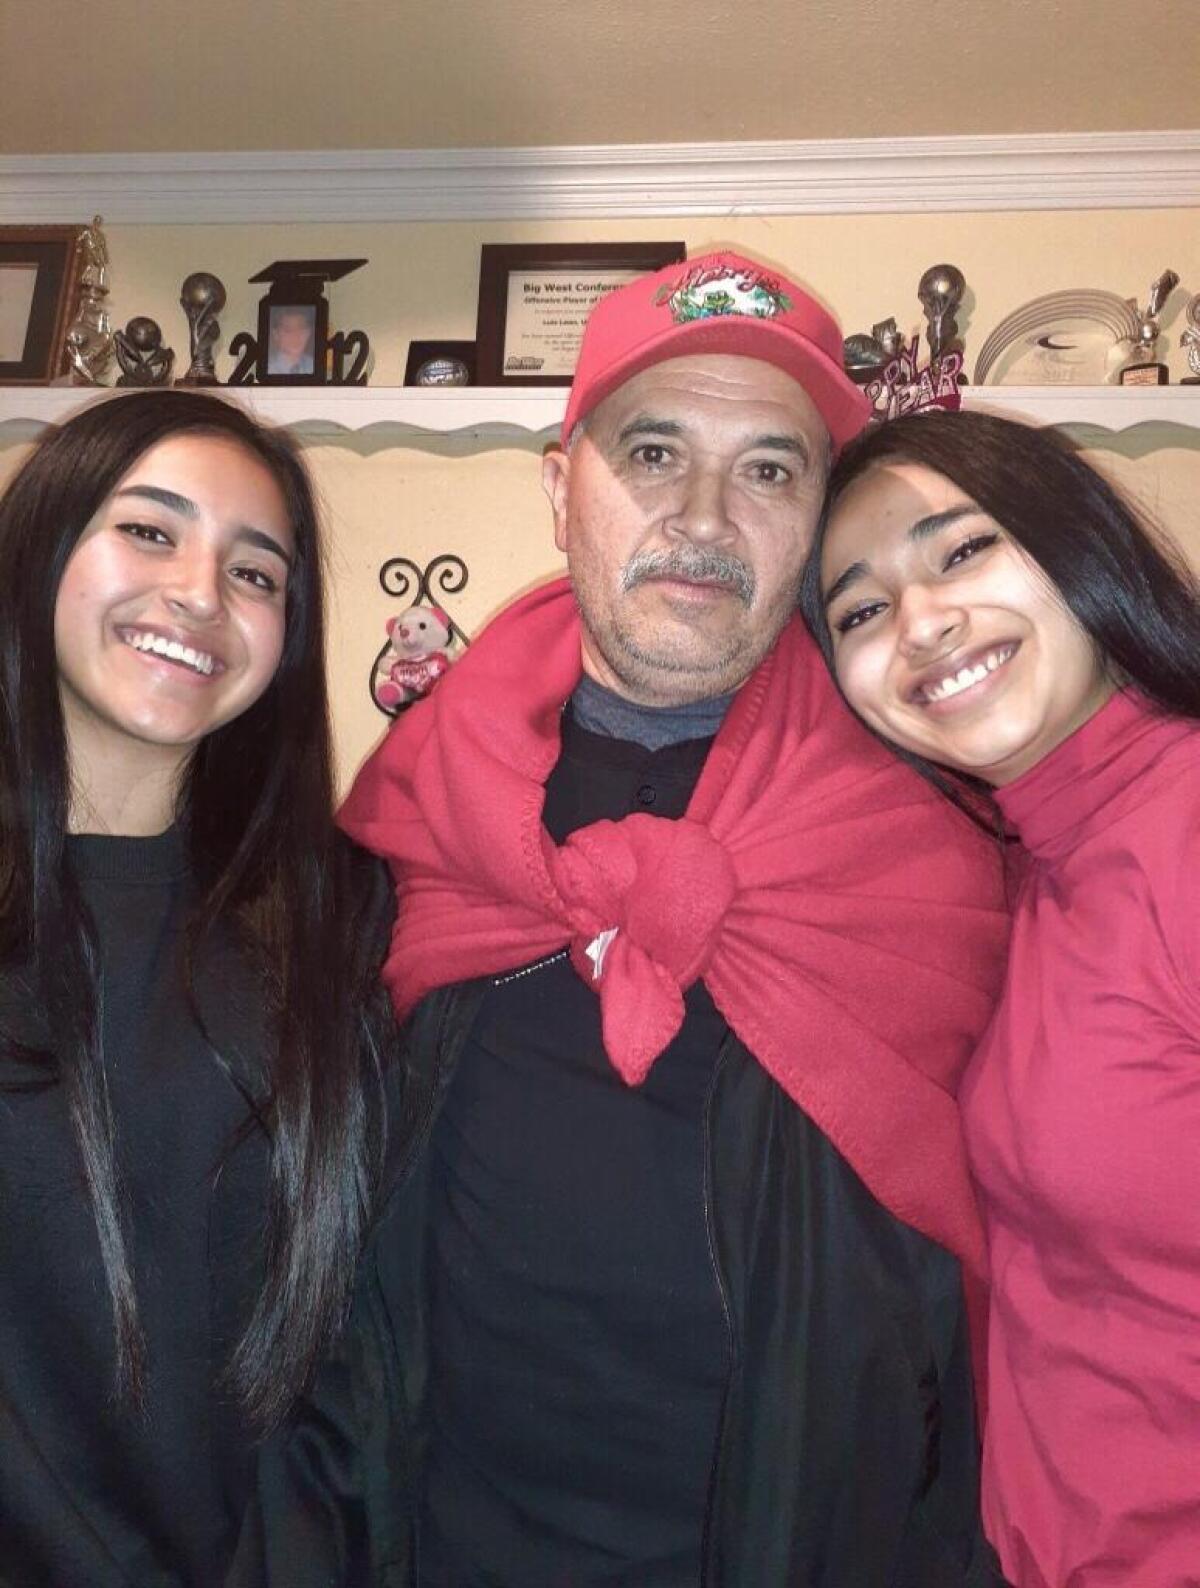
698;1036;737;1584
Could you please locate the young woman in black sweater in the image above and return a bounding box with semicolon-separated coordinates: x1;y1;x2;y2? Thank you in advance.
0;390;395;1585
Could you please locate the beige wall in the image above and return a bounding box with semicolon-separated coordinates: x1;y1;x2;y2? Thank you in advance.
3;208;1198;790
9;0;1196;152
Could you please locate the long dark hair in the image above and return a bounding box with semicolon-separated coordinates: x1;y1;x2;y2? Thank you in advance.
0;389;391;1425
799;409;1200;807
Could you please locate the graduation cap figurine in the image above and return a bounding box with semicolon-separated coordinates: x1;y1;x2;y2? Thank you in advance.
228;258;370;386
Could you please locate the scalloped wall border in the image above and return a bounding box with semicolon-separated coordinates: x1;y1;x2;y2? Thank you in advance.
2;132;1198;225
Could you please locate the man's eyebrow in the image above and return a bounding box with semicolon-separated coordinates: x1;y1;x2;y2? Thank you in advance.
113;484;292;566
614;415;687;444
749;433;811;463
823;504;984;608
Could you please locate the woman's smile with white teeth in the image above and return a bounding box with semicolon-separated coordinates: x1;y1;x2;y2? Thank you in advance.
916;644;1016;704
120;628;218;676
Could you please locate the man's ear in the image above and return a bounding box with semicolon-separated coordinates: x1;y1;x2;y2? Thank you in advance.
542;446;572;554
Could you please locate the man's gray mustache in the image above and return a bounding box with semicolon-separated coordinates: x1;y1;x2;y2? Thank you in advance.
621;549;755;604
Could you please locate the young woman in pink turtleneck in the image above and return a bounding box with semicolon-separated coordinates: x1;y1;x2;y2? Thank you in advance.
802;409;1200;1588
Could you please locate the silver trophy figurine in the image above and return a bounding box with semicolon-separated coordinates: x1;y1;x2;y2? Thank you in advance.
917;264;967;364
1119;268;1179;385
114;317;175;386
177;272;227;385
874;318;908;360
1177;294;1200;385
65;216;115;385
842;317;906;385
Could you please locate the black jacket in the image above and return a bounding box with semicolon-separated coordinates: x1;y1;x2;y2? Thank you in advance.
234;716;1008;1586
234;968;1005;1587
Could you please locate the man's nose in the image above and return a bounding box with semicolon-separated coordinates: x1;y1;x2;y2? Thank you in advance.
665;467;736;545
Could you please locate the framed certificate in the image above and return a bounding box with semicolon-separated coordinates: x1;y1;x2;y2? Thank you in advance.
0;226;87;384
475;242;686;386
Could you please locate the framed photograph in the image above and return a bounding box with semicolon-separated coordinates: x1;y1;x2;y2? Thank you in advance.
404;339;476;387
255;294;329;386
475;242;686;386
228;259;370;387
0;225;86;384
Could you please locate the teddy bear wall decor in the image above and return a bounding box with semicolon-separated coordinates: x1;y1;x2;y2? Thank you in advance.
369;553;471;718
373;604;454;711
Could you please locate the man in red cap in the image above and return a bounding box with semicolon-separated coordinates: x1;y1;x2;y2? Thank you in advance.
236;253;1009;1586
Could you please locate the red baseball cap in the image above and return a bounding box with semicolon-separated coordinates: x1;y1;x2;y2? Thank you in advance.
562;250;871;450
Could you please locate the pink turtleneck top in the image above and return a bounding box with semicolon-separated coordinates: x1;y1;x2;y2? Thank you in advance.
961;690;1200;1588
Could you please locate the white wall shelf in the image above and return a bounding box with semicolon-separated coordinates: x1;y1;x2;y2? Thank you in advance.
1;384;1198;458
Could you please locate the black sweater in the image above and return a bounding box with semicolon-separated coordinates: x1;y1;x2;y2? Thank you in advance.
0;829;271;1587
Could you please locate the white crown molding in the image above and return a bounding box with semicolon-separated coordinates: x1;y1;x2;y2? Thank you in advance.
2;132;1198;225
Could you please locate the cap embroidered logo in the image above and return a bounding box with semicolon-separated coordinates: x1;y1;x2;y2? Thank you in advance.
655;263;793;325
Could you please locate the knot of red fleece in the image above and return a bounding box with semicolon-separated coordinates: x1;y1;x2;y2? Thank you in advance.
552;815;738;1084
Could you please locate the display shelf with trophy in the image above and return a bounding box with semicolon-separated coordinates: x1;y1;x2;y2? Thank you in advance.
0;384;1197;459
972;273;1187;392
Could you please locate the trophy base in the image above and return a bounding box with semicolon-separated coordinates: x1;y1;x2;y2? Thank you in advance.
1118;362;1169;387
1181;376;1200;386
175;374;221;388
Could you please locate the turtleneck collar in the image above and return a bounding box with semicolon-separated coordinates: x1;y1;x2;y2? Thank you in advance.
570;673;736;751
994;690;1194;861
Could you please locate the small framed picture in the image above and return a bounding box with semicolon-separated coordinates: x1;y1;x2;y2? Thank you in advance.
257;296;329;385
228;259;370;387
475;242;686;386
0;225;86;384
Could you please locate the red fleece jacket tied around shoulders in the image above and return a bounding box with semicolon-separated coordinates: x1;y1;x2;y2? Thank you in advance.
340;578;1009;1274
